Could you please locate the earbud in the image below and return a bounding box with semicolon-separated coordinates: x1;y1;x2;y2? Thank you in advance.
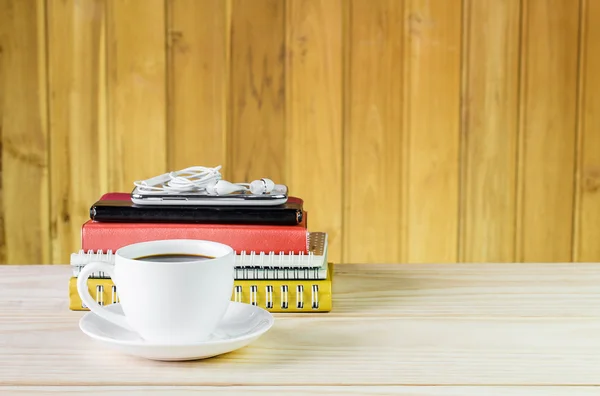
249;178;275;195
206;178;275;195
205;180;247;195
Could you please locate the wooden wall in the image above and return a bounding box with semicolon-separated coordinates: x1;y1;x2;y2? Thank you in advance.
0;0;598;265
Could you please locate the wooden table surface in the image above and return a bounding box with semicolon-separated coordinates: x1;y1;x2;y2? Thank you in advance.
1;264;600;395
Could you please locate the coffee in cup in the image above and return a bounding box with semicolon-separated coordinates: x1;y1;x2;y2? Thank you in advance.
76;239;235;344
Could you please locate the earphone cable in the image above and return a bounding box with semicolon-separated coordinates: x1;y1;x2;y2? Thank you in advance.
133;165;223;193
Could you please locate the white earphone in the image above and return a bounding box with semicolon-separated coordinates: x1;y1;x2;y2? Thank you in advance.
204;178;276;195
133;166;280;196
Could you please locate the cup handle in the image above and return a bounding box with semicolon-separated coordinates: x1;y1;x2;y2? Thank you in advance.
76;261;134;332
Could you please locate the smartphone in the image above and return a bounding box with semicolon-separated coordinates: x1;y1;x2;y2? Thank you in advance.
130;184;288;206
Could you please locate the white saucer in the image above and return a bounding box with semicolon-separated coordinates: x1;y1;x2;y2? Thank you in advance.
79;302;274;361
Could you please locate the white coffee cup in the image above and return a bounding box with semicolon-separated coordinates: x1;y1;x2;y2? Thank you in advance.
76;239;235;344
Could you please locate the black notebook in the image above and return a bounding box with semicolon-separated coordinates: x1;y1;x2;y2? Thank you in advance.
89;198;304;225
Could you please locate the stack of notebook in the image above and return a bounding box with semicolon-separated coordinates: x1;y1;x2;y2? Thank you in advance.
68;192;332;313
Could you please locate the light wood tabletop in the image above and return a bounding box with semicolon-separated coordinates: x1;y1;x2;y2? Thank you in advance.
1;263;600;395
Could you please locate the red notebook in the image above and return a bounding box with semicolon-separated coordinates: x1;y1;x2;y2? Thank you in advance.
81;220;309;254
82;193;308;253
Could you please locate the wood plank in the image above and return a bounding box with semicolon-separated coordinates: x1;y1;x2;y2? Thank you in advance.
343;0;403;263
459;0;520;263
2;311;600;385
574;0;600;262
0;0;7;263
332;263;600;317
403;0;462;263
285;0;343;262
1;386;599;395
167;0;228;171
516;0;580;262
3;264;600;386
106;0;167;192
229;0;285;182
47;0;107;264
0;0;50;264
4;263;600;319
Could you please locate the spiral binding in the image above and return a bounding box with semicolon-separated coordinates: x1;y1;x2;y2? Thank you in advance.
281;285;289;309
71;248;328;280
296;285;304;309
233;265;326;280
84;285;321;310
250;285;258;306
111;285;119;305
72;250;322;267
72;233;327;270
234;286;243;302
266;285;274;308
193;283;320;310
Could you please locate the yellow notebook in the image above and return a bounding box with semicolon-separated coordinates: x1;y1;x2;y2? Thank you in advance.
69;263;333;313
